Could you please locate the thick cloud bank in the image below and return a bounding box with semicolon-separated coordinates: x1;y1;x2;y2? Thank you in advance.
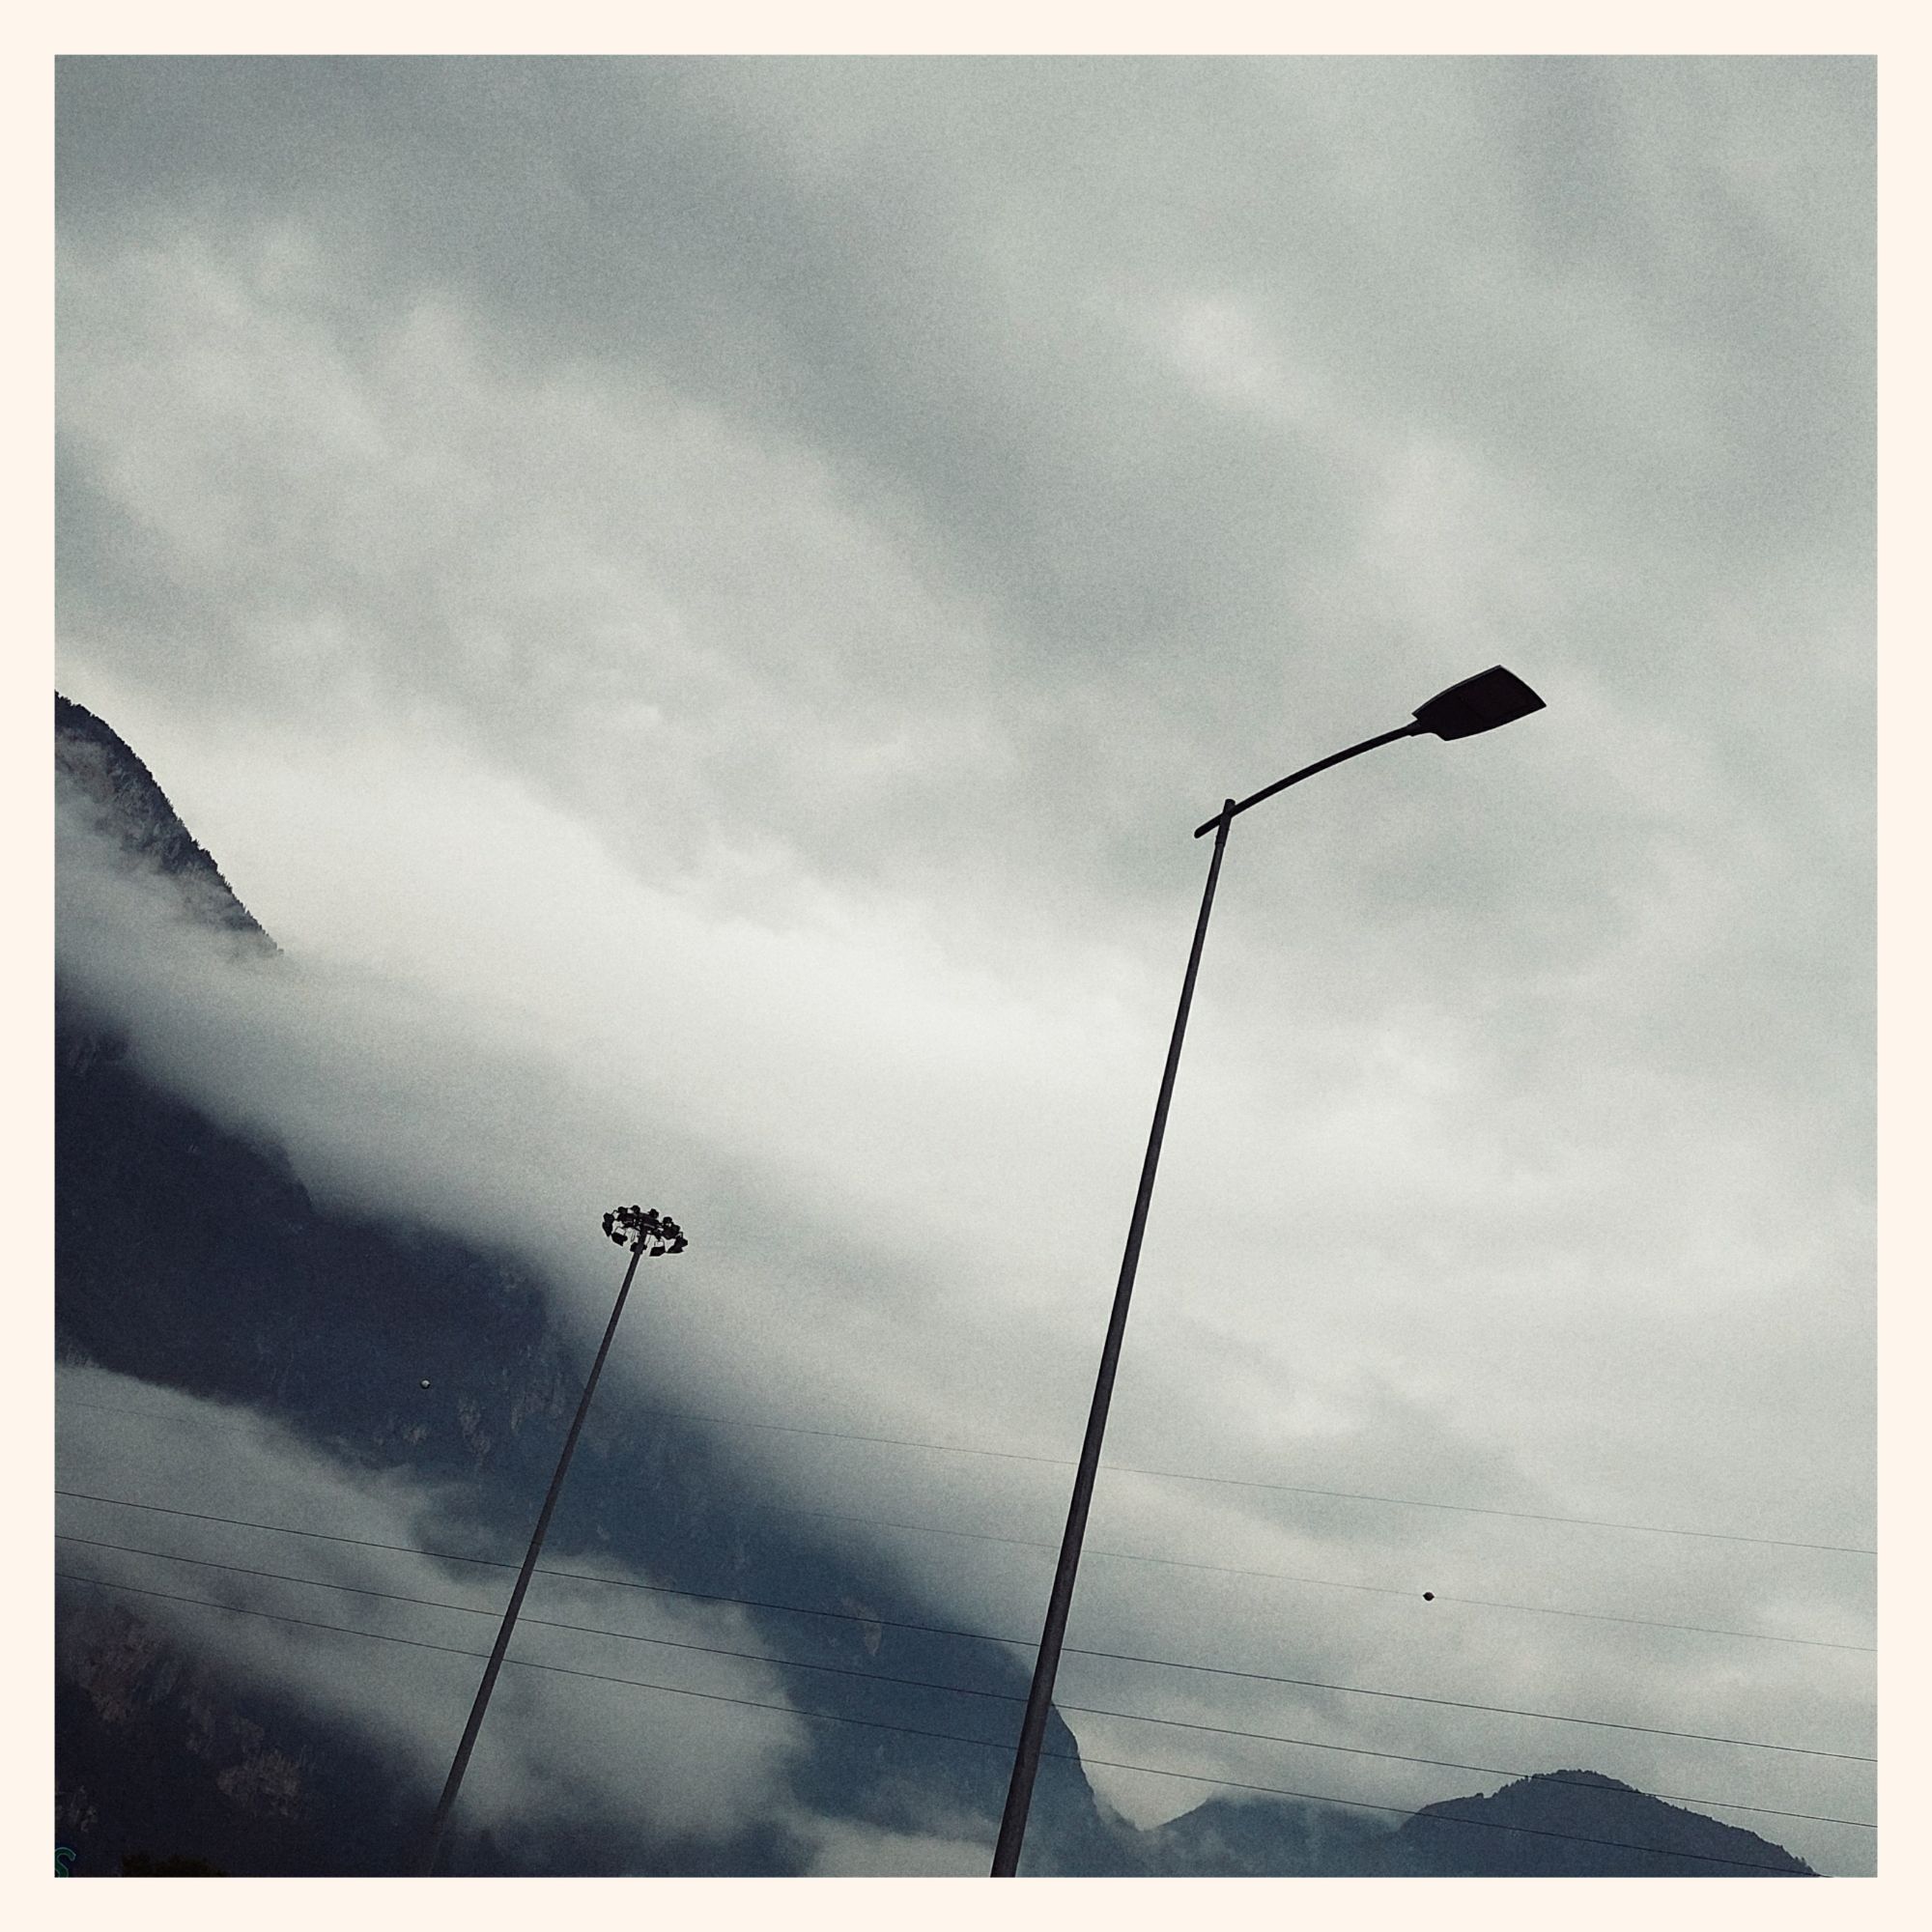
56;57;1873;1874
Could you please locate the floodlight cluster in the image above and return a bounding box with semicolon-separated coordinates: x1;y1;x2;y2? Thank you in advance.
601;1203;689;1257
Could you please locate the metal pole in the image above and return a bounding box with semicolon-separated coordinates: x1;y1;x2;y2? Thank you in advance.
414;1236;650;1876
1193;724;1418;838
990;800;1236;1877
988;723;1430;1875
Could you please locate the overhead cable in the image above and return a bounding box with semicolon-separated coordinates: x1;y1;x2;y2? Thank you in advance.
56;1527;1874;1834
54;1488;1874;1764
54;1567;1827;1875
59;1392;1874;1556
763;1502;1872;1652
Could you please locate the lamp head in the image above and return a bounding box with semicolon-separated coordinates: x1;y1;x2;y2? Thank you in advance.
1411;666;1546;741
603;1204;687;1256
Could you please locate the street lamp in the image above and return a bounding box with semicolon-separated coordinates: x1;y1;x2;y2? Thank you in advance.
414;1204;688;1876
989;667;1545;1878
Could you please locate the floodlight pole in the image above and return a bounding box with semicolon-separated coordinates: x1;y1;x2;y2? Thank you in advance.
414;1206;685;1876
991;667;1544;1876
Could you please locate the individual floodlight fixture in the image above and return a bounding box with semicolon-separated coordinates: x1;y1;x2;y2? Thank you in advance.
1409;665;1547;741
998;668;1548;1877
416;1198;691;1874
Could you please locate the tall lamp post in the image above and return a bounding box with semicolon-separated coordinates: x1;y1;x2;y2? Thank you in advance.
989;667;1546;1878
414;1203;688;1877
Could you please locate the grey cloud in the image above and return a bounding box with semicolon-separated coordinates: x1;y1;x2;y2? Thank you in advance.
56;56;1872;1873
57;58;1873;932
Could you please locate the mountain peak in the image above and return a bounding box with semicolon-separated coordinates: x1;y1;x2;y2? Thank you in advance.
56;693;277;952
1398;1767;1816;1877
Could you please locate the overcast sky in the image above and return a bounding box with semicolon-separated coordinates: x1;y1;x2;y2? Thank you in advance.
53;55;1874;1876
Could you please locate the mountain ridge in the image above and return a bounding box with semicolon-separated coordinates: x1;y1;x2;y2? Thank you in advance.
56;692;275;952
1392;1769;1815;1876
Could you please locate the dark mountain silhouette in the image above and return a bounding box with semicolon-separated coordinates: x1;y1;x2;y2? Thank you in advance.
57;693;274;951
53;689;1119;1877
1121;1785;1397;1877
1389;1770;1815;1876
1122;1771;1814;1877
51;692;1819;1878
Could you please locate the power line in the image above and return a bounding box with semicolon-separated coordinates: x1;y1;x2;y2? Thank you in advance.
765;1502;1873;1654
59;1397;1877;1652
1064;1641;1874;1764
55;1487;1875;1764
640;1406;1876;1556
57;1527;1873;1834
1107;1461;1877;1559
61;1390;1874;1557
52;1567;1825;1874
57;1528;1029;1700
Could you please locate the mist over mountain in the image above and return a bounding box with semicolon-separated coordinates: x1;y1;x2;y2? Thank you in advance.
57;694;274;952
55;692;1116;1877
54;695;1819;1878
